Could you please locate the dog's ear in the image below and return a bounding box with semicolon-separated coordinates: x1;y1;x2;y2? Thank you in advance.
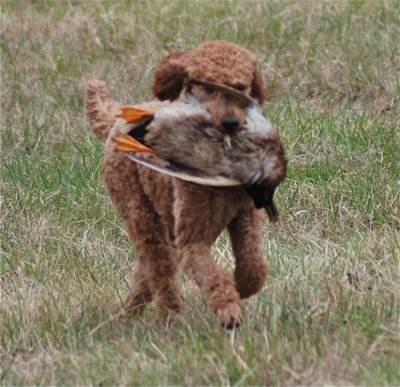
251;66;268;104
152;51;189;101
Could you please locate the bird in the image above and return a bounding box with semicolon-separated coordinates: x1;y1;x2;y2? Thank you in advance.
113;93;286;222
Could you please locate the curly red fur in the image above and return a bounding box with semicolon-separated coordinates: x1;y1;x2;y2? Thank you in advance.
86;41;271;328
153;41;267;103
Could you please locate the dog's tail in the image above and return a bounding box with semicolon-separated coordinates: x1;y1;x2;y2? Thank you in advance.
86;80;119;142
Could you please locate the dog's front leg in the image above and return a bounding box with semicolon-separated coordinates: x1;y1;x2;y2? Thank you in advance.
174;182;242;329
180;242;242;329
103;152;181;318
228;208;267;299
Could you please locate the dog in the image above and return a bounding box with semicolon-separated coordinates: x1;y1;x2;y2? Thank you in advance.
86;40;286;328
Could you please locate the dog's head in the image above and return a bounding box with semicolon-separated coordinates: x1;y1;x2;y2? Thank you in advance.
152;41;267;134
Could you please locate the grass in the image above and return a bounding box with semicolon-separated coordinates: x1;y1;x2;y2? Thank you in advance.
1;0;399;385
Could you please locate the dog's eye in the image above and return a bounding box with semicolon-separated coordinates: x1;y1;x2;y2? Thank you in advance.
203;85;215;94
233;84;246;92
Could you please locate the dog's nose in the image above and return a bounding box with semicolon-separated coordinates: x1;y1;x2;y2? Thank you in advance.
221;116;240;132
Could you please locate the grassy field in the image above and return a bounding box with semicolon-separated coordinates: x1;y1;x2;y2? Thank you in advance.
1;0;399;385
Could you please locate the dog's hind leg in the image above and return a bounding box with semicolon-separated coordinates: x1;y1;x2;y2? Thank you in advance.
128;194;181;317
228;208;267;299
118;261;152;315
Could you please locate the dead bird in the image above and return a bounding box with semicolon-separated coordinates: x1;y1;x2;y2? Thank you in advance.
114;95;286;222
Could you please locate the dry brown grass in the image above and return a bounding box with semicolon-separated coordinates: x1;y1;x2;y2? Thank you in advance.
1;1;399;385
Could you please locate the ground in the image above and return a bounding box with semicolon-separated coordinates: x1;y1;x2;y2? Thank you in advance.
1;1;399;385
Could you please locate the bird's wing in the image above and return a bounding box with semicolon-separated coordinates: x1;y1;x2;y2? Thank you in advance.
126;153;241;187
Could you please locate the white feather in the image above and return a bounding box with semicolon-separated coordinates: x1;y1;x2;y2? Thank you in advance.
245;105;274;135
154;95;210;122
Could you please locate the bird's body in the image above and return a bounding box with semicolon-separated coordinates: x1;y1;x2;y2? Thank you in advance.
114;96;286;221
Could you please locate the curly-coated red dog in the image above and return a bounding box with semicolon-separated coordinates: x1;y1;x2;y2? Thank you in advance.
86;41;285;328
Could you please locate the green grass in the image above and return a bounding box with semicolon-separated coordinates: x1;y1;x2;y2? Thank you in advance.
1;0;399;385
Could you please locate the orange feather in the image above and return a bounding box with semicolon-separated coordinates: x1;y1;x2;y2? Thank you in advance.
114;135;153;153
116;106;154;123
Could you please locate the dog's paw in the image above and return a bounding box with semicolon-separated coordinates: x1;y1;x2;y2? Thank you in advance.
216;302;243;329
112;302;143;318
154;295;183;317
113;292;152;318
